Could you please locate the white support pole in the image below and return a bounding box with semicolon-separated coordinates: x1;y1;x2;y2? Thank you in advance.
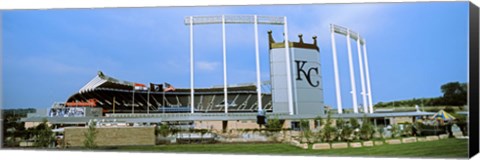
346;30;359;113
163;90;166;114
147;89;150;114
291;48;299;115
131;89;135;114
112;96;116;114
362;41;374;113
330;24;343;114
190;16;195;114
222;15;228;114
356;35;368;114
284;16;294;115
254;15;263;112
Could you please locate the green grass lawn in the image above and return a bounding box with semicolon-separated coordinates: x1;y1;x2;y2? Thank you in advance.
108;138;468;158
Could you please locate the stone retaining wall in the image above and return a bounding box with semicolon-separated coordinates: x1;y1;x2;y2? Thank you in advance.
64;126;155;147
288;135;448;150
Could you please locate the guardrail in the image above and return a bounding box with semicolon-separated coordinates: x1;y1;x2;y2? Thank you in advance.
105;112;288;118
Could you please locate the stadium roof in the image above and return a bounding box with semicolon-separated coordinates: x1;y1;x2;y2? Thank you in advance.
79;71;141;93
78;71;264;93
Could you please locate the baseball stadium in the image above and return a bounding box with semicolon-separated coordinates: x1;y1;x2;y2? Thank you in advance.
19;15;438;148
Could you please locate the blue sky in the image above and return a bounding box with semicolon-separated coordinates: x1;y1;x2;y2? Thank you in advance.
2;2;469;109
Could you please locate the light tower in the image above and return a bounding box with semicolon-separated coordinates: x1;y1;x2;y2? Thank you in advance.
330;24;374;114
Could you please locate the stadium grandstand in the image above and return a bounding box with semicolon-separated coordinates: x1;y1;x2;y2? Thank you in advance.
66;71;272;114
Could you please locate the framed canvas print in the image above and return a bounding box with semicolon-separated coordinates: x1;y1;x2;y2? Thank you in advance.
1;0;479;159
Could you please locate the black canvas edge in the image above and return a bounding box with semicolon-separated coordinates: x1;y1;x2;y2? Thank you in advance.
469;1;479;158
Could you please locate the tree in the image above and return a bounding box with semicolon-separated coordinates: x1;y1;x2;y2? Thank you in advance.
321;112;336;143
156;123;171;137
84;120;98;149
349;117;360;140
265;116;283;142
266;116;282;132
441;82;467;106
299;119;309;131
34;119;54;148
360;115;375;140
377;126;385;140
2;108;34;147
337;119;353;142
335;118;344;141
314;116;323;129
402;123;413;137
298;119;313;143
313;116;323;142
391;124;400;138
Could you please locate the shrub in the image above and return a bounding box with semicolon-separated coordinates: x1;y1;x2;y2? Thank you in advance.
391;124;400;138
298;119;312;143
339;119;353;142
349;118;360;140
360;116;375;140
84;120;98;149
314;116;323;129
266;116;283;132
34;119;54;148
401;123;413;137
157;123;170;137
321;112;336;143
377;126;385;140
335;119;344;141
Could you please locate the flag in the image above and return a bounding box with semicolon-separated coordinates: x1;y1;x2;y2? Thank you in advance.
149;83;163;92
164;82;175;92
134;83;147;90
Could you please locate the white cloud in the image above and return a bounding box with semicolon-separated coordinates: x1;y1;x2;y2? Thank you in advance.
196;61;220;71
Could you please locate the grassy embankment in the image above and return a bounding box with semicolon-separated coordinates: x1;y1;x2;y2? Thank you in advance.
110;138;467;158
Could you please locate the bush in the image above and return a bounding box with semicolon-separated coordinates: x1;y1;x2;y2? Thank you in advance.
299;119;309;131
391;124;400;138
156;123;170;137
34;119;54;148
84;120;98;149
377;126;385;139
349;118;360;140
401;123;413;137
360;116;375;140
266;116;282;132
341;126;353;142
335;119;344;141
321;112;336;143
298;119;312;143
